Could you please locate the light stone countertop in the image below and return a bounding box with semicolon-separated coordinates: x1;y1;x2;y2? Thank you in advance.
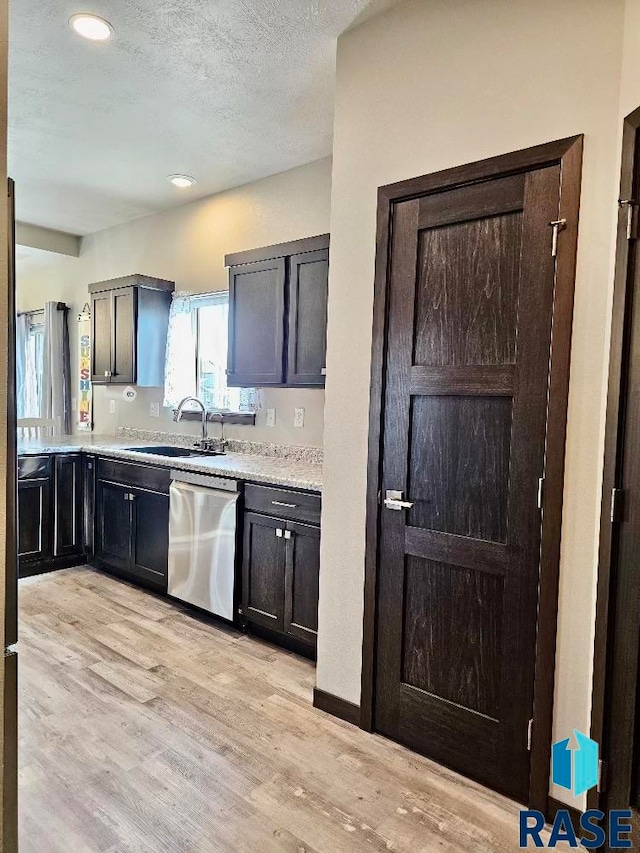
17;436;323;493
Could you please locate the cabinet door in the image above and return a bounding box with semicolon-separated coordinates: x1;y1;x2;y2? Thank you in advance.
91;292;112;383
286;249;329;386
17;477;51;568
54;455;83;558
95;480;132;572
242;512;286;631
130;488;169;591
228;258;286;386
112;287;136;384
83;456;95;556
284;521;320;648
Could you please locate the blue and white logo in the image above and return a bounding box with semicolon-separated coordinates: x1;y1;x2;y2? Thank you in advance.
552;729;599;798
519;731;633;848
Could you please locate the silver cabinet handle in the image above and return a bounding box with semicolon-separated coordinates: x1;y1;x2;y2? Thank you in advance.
284;530;292;540
383;490;414;511
272;500;298;508
275;528;283;538
321;367;327;376
104;370;112;377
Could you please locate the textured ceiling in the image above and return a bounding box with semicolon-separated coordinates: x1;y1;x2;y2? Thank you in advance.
10;0;400;236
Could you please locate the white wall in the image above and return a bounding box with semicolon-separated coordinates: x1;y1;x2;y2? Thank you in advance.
317;0;625;807
17;156;332;447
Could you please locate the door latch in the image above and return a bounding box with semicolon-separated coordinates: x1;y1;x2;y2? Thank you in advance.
549;219;567;258
383;490;414;511
619;199;638;240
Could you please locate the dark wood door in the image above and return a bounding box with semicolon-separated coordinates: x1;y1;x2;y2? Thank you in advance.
286;249;328;386
242;512;285;631
54;455;83;558
595;112;640;830
17;477;51;569
112;287;136;384
91;292;112;383
130;487;169;591
284;520;320;648
227;258;286;386
95;479;132;572
374;167;562;802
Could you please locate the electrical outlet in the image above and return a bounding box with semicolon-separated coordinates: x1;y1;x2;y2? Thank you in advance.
265;408;276;428
294;407;305;428
150;402;160;418
109;400;116;415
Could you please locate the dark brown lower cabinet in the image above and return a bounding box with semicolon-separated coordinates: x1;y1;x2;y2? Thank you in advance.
94;468;169;592
242;499;320;655
54;454;83;559
18;453;84;577
18;475;51;573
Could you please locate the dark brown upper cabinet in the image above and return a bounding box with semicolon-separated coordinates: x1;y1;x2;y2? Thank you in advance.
89;274;175;386
225;234;329;388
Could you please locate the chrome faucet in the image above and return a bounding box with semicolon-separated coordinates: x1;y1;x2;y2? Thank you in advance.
175;396;208;445
209;412;228;452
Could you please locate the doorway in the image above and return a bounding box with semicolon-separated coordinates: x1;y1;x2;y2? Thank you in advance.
590;105;640;838
361;137;583;808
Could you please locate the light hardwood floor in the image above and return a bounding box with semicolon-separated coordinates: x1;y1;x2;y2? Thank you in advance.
18;567;548;852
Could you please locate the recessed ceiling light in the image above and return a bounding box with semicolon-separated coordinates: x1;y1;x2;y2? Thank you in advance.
70;13;113;42
168;175;197;189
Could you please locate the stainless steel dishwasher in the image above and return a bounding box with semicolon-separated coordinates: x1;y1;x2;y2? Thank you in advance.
168;470;239;621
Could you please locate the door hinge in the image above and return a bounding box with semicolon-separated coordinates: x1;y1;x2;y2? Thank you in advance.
597;759;607;793
527;718;534;751
619;198;638;240
610;487;624;523
549;219;567;257
537;477;545;510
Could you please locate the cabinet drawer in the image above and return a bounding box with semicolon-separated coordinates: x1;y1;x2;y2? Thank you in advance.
18;455;51;480
96;457;170;494
244;484;321;525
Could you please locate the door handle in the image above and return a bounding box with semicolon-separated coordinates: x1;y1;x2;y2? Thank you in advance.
271;500;298;509
383;490;414;511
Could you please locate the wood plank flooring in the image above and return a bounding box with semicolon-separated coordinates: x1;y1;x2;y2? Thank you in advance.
18;567;554;852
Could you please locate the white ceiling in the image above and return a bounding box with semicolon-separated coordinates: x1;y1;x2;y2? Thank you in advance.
9;0;399;237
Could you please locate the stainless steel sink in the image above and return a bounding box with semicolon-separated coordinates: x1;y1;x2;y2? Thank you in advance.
126;445;225;458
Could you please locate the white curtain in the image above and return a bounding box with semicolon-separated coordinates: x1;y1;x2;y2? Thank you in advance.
42;302;72;433
16;313;39;418
164;293;196;408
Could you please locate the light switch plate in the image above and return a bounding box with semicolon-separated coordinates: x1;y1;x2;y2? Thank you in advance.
265;408;276;428
294;407;305;428
150;402;160;418
109;400;116;415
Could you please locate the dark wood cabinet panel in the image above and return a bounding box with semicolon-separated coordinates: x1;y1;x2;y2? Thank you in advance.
112;288;136;384
54;454;83;558
93;466;169;592
17;478;51;570
83;455;95;557
226;235;329;389
131;488;169;590
95;480;131;573
287;249;329;386
227;259;286;386
242;512;286;631
90;275;173;387
242;488;321;655
284;520;320;647
91;292;112;382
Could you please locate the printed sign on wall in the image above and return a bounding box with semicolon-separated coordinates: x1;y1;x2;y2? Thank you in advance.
78;306;92;431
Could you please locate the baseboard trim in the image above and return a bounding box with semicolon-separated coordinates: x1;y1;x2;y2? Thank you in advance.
546;796;582;833
313;688;360;726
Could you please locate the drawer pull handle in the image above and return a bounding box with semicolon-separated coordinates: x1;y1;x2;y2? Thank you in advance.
272;500;298;508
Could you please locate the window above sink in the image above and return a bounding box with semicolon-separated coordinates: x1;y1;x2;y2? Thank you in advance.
163;291;257;419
